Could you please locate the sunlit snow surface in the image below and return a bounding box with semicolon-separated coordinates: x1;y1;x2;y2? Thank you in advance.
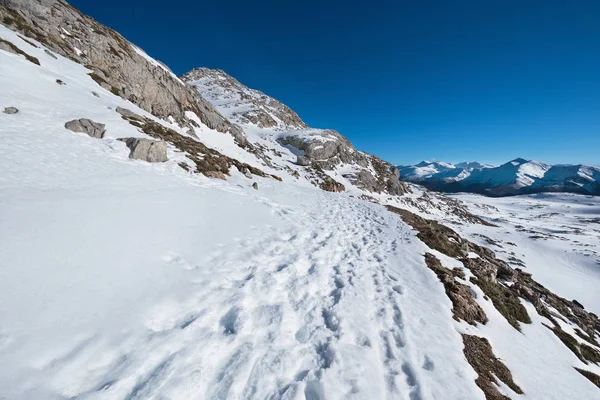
1;24;600;400
450;192;600;315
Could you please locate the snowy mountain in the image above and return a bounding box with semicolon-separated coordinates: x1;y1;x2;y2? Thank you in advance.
399;158;600;196
1;1;600;399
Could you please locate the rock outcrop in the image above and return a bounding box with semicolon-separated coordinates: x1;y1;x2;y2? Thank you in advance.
182;67;307;130
64;118;105;138
0;0;244;142
123;137;168;163
3;106;18;114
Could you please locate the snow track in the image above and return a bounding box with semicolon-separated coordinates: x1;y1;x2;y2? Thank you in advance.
0;177;478;399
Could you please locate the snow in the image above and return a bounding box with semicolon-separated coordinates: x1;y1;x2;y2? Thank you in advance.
0;25;483;399
131;45;184;85
450;192;600;316
2;22;600;400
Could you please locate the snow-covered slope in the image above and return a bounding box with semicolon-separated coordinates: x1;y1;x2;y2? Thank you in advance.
183;67;407;196
399;158;600;196
1;2;600;399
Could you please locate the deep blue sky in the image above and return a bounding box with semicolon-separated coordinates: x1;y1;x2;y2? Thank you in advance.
71;0;600;166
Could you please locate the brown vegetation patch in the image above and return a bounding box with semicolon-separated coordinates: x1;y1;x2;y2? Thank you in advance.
138;120;279;181
551;327;600;365
575;367;600;389
320;177;345;192
386;205;465;257
0;38;40;65
462;334;524;400
469;271;531;330
388;206;530;330
424;253;488;325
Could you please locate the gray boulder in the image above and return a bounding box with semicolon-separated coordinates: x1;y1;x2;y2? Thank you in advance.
4;107;18;114
296;155;310;166
116;106;141;119
252;182;258;190
64;118;105;138
241;167;252;179
123;137;167;162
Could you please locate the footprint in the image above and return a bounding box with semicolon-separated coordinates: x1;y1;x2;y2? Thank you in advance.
422;356;435;371
220;307;241;336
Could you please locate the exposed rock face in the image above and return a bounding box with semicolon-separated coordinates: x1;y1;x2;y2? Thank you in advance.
296;155;310;166
183;66;407;196
279;131;406;196
123;137;168;163
320;177;345;192
3;106;18;114
64;118;105;138
0;0;244;142
182;67;307;130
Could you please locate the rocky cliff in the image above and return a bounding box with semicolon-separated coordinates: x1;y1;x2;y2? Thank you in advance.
0;0;246;143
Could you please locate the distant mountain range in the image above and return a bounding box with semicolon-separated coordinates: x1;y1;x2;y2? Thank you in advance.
398;158;600;196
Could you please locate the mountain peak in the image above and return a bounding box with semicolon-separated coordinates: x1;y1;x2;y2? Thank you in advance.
508;157;529;166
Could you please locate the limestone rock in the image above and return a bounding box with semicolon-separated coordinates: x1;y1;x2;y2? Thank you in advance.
64;118;105;138
0;0;243;142
4;107;19;114
241;167;252;179
296;155;310;166
123;137;167;162
116;106;141;119
320;177;345;193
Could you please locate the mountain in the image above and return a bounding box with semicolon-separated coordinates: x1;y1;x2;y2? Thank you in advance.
182;67;406;196
1;1;600;399
399;158;600;196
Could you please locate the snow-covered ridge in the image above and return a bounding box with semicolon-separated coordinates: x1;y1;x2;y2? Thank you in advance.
183;67;307;130
399;158;600;196
2;1;600;399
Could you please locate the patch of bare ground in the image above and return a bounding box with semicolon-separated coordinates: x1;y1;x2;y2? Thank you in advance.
120;114;280;181
387;205;600;396
424;253;488;325
0;38;40;65
575;367;600;389
462;334;523;400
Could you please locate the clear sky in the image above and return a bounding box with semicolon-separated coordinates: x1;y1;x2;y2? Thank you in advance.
70;0;600;166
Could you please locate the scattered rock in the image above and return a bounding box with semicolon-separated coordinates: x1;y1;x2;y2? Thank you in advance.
122;137;167;163
252;182;258;190
320;177;345;192
91;91;100;97
64;118;106;138
116;106;141;119
241;167;252;179
56;79;65;85
296;155;310;166
3;107;18;114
